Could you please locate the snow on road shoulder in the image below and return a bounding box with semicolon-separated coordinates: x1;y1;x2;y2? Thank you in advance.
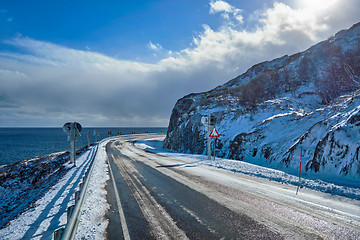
75;139;110;240
135;140;360;200
0;147;96;240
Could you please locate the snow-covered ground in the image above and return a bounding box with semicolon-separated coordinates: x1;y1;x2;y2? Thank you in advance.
0;144;103;240
135;139;360;200
1;135;359;240
75;139;110;240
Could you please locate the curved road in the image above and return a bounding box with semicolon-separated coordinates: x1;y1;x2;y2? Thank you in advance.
104;135;360;240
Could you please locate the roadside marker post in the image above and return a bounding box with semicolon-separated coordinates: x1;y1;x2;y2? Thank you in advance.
93;129;99;142
299;145;302;181
87;130;91;148
296;145;303;195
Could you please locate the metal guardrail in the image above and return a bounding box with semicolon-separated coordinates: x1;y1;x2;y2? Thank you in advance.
53;143;99;240
52;133;162;239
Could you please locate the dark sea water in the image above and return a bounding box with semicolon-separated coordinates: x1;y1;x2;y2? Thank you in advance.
0;127;167;166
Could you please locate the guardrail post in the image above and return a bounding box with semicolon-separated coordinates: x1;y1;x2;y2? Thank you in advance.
53;227;64;240
75;191;80;203
67;205;75;223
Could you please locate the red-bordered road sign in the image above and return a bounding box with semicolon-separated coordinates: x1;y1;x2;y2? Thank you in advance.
209;127;220;137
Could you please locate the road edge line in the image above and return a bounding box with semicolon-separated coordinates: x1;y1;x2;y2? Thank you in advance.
107;147;131;240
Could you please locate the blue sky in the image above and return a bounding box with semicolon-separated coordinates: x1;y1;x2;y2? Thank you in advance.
0;0;359;127
1;0;215;60
0;0;266;61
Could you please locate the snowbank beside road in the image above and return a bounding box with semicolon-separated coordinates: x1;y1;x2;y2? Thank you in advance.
75;140;110;239
0;146;96;240
0;137;113;240
135;140;360;200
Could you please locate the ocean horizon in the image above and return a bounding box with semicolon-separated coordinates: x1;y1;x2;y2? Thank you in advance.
0;127;167;166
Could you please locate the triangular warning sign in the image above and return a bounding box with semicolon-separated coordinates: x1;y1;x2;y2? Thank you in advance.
209;127;220;137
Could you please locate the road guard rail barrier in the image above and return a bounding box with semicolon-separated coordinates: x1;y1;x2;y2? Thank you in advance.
53;143;99;240
52;133;164;239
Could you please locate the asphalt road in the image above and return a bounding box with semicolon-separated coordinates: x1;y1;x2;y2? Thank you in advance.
104;135;360;240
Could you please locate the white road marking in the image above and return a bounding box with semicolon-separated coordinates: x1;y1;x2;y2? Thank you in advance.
108;151;131;240
112;142;189;240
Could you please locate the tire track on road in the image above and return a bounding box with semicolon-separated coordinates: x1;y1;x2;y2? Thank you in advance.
109;141;188;240
115;140;284;240
123;140;352;240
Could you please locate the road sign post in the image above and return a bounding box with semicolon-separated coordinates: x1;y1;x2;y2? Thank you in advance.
71;123;76;165
63;122;82;167
208;126;212;160
201;115;212;160
209;127;220;160
213;138;215;160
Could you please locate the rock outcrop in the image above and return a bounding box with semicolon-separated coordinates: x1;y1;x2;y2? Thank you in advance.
163;22;360;178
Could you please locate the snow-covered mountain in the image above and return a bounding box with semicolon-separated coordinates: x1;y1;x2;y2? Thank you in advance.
163;22;360;179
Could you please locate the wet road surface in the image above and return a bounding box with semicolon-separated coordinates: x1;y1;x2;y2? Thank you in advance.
104;136;360;240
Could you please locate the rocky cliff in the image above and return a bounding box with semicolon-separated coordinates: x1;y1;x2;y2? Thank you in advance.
163;22;360;178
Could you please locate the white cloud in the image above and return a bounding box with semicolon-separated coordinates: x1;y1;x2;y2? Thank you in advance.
209;0;243;23
235;14;243;23
296;0;339;12
147;41;163;51
0;0;359;127
170;0;359;73
210;1;233;13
